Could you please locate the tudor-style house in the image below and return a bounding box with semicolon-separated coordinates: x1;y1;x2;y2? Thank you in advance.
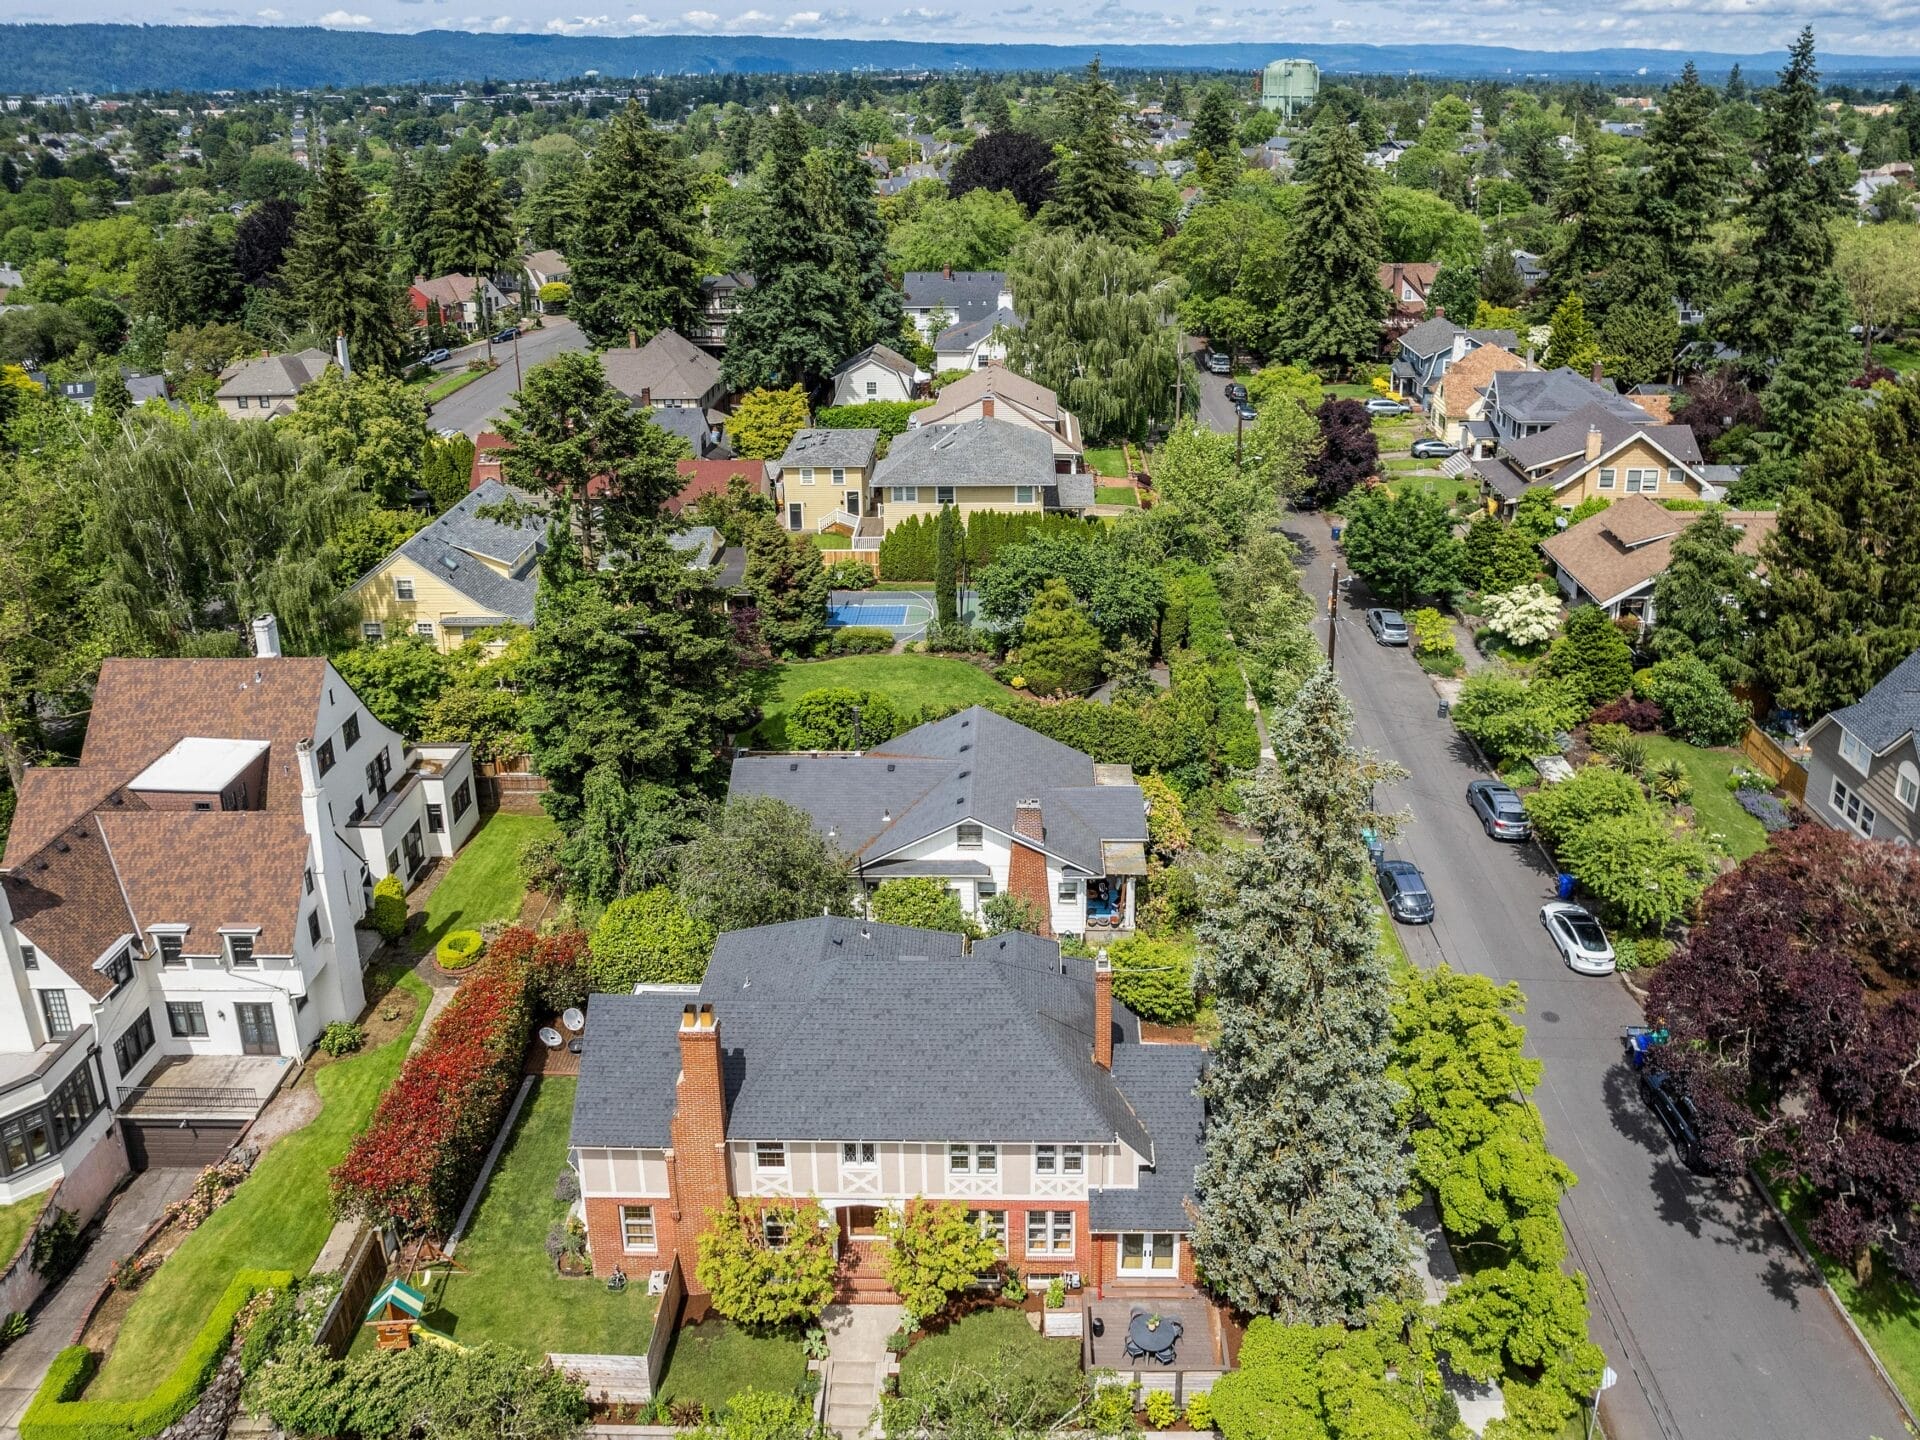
1804;648;1920;846
0;622;479;1192
569;918;1207;1308
730;707;1149;937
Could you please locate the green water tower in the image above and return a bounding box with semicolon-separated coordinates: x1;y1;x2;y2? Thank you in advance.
1260;59;1320;122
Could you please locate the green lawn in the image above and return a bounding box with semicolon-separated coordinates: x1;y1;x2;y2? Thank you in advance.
0;1190;49;1271
744;655;1013;748
810;532;852;551
1638;737;1770;860
422;1077;656;1354
1873;341;1920;374
1094;485;1138;506
414;812;557;952
418;366;490;404
1085;446;1130;478
87;970;433;1399
1776;1183;1920;1414
1321;382;1376;401
899;1308;1081;1422
657;1319;808;1411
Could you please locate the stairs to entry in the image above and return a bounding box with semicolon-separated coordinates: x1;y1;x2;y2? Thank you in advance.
818;1302;901;1440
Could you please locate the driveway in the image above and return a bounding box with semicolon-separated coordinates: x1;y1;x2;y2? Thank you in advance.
426;318;587;438
1186;340;1244;437
1289;510;1908;1440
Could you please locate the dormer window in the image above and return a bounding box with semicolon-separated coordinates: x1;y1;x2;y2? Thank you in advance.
100;946;133;993
154;932;185;968
226;933;257;968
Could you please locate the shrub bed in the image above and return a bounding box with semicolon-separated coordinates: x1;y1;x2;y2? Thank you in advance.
21;1269;292;1440
827;626;894;655
435;930;485;971
331;936;541;1234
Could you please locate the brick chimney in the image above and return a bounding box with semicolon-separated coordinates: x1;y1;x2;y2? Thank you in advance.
982;396;994;419
668;1003;731;1292
1008;799;1052;939
640;386;651;407
1590;360;1604;385
942;264;953;280
1093;948;1113;1070
1433;305;1445;320
628;328;639;349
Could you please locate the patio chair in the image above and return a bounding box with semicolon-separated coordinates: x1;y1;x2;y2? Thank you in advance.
1152;1344;1177;1365
1125;1337;1148;1360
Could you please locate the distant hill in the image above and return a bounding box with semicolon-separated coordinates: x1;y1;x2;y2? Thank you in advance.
6;25;1920;93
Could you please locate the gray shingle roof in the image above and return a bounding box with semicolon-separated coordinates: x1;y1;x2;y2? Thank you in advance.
1397;317;1459;357
1488;367;1640;428
1507;402;1704;487
387;479;547;624
935;307;1019;352
1827;649;1920;752
572;919;1194;1158
901;270;1008;325
874;418;1056;489
214;347;333;400
1089;1044;1205;1231
600;330;723;404
778;428;881;470
1049;474;1097;511
728;706;1147;874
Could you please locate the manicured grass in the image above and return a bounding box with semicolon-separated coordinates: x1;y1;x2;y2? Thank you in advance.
88;971;433;1399
657;1319;808;1410
1775;1182;1920;1415
1095;485;1138;506
1085;446;1130;478
744;654;1013;748
1386;475;1474;509
414;812;557;952
1638;736;1770;861
1321;382;1376;401
811;532;852;551
1874;341;1920;374
0;1190;49;1270
418;366;491;404
423;1077;656;1354
900;1308;1081;1421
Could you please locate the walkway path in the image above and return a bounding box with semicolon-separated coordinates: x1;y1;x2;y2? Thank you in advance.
0;1168;198;1438
818;1302;899;1439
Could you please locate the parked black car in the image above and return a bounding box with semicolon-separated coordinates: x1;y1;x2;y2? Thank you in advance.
1640;1068;1715;1174
491;327;517;344
1225;381;1248;403
1466;779;1532;840
1376;860;1436;924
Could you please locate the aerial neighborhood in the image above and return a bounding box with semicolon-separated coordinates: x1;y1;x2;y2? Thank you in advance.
2;21;1920;1440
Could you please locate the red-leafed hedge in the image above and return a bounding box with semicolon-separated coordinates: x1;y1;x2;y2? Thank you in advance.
330;928;566;1234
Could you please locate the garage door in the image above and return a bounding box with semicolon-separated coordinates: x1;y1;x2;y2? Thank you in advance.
122;1119;244;1171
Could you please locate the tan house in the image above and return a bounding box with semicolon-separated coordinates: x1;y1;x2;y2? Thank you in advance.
772;429;882;538
1538;494;1777;623
348;480;547;652
523;249;570;313
213;347;334;420
600;330;728;417
1435;345;1530;453
872;418;1093;534
911;364;1084;472
1472;403;1716;511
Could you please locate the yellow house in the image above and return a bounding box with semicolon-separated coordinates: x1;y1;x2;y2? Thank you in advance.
870;417;1093;532
347;480;547;653
1479;403;1718;512
771;428;882;537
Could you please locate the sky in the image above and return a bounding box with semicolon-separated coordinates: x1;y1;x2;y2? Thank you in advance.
14;0;1912;60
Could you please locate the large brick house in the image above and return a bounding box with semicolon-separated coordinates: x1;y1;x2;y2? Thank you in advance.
569;918;1206;1305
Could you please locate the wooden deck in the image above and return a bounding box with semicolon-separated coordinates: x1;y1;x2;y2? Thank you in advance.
1082;1294;1235;1400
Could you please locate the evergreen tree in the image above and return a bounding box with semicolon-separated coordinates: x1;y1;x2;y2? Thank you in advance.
1598;302;1679;388
1012;578;1106;696
980;83;1014;135
566;100;704;348
812;121;904;355
1544;131;1623;308
1722;28;1846;368
176;223;245;322
1193;668;1410;1322
1039;59;1150;243
1192;86;1237;158
1273;115;1385;377
1761;275;1859;449
430;151;516;285
725;108;858;394
742;513;830;657
1648;511;1760;685
233;197;300;288
934;504;959;627
1752;380;1920;713
496;351;688;568
91;368;132;418
1164;75;1188;119
387;151;438;278
1638;62;1725;309
1543;605;1634;710
1542;293;1600;373
0;156;17;195
282;148;407;373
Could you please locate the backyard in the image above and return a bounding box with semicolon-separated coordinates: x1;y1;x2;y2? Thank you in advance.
744;654;1012;748
86;967;431;1398
1084;446;1130;478
897;1308;1082;1422
414;811;557;952
1637;736;1770;861
418;1077;656;1354
656;1318;809;1412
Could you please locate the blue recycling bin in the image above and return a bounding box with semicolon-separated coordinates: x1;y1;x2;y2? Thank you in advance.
1556;872;1576;900
1330;525;1343;542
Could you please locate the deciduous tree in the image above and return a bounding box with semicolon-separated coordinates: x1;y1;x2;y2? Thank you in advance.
948;129;1056;215
696;1199;839;1327
675;795;854;932
878;1200;1002;1323
586;886;714;990
1299;397;1377;509
1337;487;1463;607
870;877;970;934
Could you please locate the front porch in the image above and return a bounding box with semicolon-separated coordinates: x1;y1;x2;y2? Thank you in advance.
1082;1291;1237;1402
117;1054;289;1121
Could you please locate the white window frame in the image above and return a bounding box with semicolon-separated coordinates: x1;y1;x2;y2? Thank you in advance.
832;467;846;486
1831;776;1877;838
842;1140;877;1167
1897;761;1919;811
956;822;984;849
1025;1209;1074;1256
970;1208;1008;1253
754;1141;787;1171
1015;485;1035;504
361;622;385;641
394;577;415;601
889;486;919;503
1062;1144;1084;1175
1838;726;1872;775
1624;468;1659;494
415;621;435;637
1117;1231;1178;1275
799;467;815;485
936;486;956;505
620;1204;657;1253
1596;468;1616;490
865;379;878;397
151;928;187;968
761;1211;791;1249
1057;880;1079;903
1035;1144;1056;1174
949;1142;997;1174
224;931;258;968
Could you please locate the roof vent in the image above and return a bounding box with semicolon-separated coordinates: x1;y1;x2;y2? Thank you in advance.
960;718;970;727
882;810;892;823
957;769;970;779
886;762;896;772
790;762;799;772
54;842;69;854
860;926;871;939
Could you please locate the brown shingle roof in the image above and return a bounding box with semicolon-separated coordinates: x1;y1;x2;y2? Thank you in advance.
4;770;145;865
918;363;1060;426
1539;495;1779;607
599;330;724;405
1629;393;1675;423
1441;346;1529;421
97;810;311;957
2;818;136;1000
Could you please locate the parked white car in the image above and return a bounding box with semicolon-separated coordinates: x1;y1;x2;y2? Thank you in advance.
1540;901;1616;975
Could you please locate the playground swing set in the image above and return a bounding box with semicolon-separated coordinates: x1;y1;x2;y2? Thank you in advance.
364;1238;468;1351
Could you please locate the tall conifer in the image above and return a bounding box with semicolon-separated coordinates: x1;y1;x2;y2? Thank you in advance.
282;148;407;373
1273;115;1385;376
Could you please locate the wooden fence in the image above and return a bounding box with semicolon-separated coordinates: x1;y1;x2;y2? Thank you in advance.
1740;723;1808;803
314;1226;392;1357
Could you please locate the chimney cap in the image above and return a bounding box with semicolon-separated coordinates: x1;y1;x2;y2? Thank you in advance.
1095;947;1111;973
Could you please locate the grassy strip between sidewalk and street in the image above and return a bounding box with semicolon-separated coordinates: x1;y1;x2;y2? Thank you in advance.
85;970;433;1399
419;366;491;405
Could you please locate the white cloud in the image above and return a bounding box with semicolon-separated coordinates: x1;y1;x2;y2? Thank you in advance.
256;6;282;14
316;7;372;21
543;11;608;27
724;6;771;25
680;6;718;21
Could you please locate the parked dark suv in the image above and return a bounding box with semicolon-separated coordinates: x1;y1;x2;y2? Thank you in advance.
1376;860;1436;924
1224;381;1248;403
1640;1068;1715;1174
1466;779;1532;841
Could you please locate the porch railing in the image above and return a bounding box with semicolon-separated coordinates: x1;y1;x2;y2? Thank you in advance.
117;1085;262;1113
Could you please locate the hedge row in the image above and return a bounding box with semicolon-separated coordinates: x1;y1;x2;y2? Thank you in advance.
330;938;537;1234
21;1269;293;1440
1165;567;1262;772
813;400;931;438
878;510;1101;582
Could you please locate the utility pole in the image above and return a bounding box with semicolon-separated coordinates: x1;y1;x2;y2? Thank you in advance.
511;324;523;393
1235;408;1244;468
1173;328;1184;426
1326;563;1340;667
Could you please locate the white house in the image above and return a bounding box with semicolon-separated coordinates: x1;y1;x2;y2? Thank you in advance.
828;344;921;406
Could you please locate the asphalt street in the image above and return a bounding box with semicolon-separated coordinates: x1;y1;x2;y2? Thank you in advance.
1287;510;1907;1440
426;317;587;437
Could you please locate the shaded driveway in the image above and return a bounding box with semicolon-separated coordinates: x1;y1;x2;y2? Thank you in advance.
1289;511;1908;1440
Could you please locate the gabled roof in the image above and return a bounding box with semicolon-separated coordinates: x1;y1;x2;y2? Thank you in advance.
600;330;724;404
936;307;1019;353
1486;367;1639;428
1822;649;1920;754
411;273;489;306
916;363;1063;429
1397;317;1460;357
728;706;1146;875
833;343;917;381
1440;345;1528;421
571;918;1174;1153
776;428;880;470
214;347;333;400
900;270;1008;324
1539;495;1777;608
874;418;1056;489
368;479;548;626
1513;404;1705;491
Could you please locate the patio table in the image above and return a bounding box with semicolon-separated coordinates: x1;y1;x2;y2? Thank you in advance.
1126;1313;1182;1362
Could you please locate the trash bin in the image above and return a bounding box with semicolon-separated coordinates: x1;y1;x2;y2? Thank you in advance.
1556;873;1576;900
1330;525;1343;542
1437;699;1452;719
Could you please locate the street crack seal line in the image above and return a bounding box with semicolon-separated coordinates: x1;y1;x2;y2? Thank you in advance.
1560;1206;1685;1440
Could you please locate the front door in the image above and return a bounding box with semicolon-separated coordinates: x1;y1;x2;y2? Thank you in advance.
235;1003;279;1056
847;491;860;517
402;821;425;880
